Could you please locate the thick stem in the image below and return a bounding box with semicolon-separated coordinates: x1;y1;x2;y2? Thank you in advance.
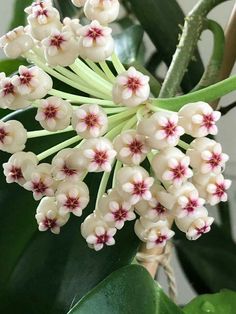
159;0;229;98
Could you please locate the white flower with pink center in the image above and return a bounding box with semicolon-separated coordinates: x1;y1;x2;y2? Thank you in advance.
116;166;154;205
84;0;120;25
24;163;55;200
113;130;150;165
186;217;214;240
187;137;229;175
71;0;86;7
82;138;116;172
52;148;87;182
35;197;70;234
112;67;150;107
72;104;108;138
0;26;34;59
0;120;27;153
63;17;82;37
56;181;89;216
96;189;135;229
35;96;73;132
81;213;116;251
78;20;114;62
3;151;38;186
179;102;221;137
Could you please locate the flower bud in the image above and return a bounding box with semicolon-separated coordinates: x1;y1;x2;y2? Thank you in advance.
0;120;27;153
175;207;208;233
84;0;120;25
186;217;214;240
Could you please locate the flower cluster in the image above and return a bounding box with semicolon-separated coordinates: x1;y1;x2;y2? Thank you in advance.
0;0;231;252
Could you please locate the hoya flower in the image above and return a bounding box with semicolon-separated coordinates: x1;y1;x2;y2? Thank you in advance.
113;130;150;165
42;28;80;66
179;102;221;137
81;138;116;172
72;104;108;138
0;120;27;153
186;217;214;240
193;173;232;205
175;206;208;233
71;0;87;7
56;181;89;216
35;97;73;131
135;218;174;249
25;2;62;41
138;111;184;150
63;17;82;37
0;26;34;59
11;66;53;100
81;213;116;250
0;75;29;110
84;0;120;25
96;189;135;229
152;147;193;187
187;137;229;175
35;197;70;234
3;151;38;186
24;163;55;200
52;148;87;182
78;20;114;62
116;166;154;205
112;67;150;107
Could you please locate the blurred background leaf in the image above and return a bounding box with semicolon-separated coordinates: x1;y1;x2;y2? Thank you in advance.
9;0;32;30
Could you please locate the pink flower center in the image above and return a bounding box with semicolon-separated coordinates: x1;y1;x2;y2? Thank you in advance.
129;139;143;154
153;202;166;215
93;150;108;166
202;114;215;130
96;232;109;244
83;113;99;128
213;183;226;198
126;77;141;92
62;165;77;177
43;218;57;229
155;234;167;244
163;121;177;137
36;8;48;17
207;153;222;169
183;198;198;213
171;164;186;180
20;71;33;85
33;180;47;194
113;207;128;221
43;104;58;119
87;27;103;40
64;197;80;210
9;166;24;181
196;225;208;235
133;181;147;196
50;35;65;48
3;82;14;96
0;127;8;143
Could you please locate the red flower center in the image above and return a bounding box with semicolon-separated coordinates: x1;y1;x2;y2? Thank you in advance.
96;232;109;244
43;218;57;229
50;35;65;48
129;139;143;154
0;127;8;143
202;114;214;130
163;121;177;137
172;164;186;180
93;150;108;166
156;234;167;244
44;104;58;119
196;225;208;235
62;165;77;177
65;197;80;210
133;181;147;196
36;8;48;17
83;113;99;128
183;199;198;213
87;27;103;40
153;202;166;215
3;82;14;96
33;180;47;194
9;166;24;181
214;183;226;198
20;71;33;85
207;153;222;169
126;77;141;92
113;207;128;221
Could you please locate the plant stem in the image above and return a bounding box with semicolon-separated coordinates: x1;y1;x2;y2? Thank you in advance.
99;61;116;82
111;52;126;74
85;59;108;80
178;140;190;150
159;0;229;98
27;126;73;138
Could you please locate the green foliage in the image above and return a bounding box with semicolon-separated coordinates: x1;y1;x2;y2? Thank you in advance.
9;0;32;30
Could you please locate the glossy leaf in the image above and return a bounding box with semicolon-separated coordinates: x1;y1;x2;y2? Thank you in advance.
126;0;204;92
175;224;236;294
184;290;236;314
0;108;139;314
68;265;183;314
9;0;32;30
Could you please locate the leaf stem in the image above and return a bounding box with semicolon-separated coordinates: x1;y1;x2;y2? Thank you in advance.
111;52;126;74
99;61;116;82
27;126;73;138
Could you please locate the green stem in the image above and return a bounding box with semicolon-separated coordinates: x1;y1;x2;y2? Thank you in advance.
112;160;122;187
99;61;116;82
178;140;190;150
152;75;236;111
111;52;126;74
27;126;73;139
85;59;108;80
159;0;229;98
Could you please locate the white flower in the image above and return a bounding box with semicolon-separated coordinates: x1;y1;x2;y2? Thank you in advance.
187;137;229;175
35;97;73;131
186;217;214;240
24;163;55;200
0;120;27;153
113;130;150;165
81;138;116;172
78;20;114;62
71;0;87;7
178;102;221;137
56;181;89;216
12;66;53;100
137;111;184;150
72;104;108;138
0;26;34;59
175;206;208;233
63;17;82;37
35;197;70;234
116;166;154;205
96;189;135;229
152;147;193;187
84;0;120;25
52;148;87;182
42;28;79;66
112;67;150;107
81;213;116;250
3;151;38;186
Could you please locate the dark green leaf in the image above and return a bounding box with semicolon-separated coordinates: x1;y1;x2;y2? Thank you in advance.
53;0;78;18
68;265;183;314
184;290;236;314
175;224;236;294
0;108;139;314
126;0;204;92
9;0;32;30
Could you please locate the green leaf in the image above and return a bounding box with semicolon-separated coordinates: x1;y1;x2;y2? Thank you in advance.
68;265;183;314
126;0;204;92
9;0;32;30
114;25;144;65
53;0;78;18
184;290;236;314
175;224;236;294
0;108;139;313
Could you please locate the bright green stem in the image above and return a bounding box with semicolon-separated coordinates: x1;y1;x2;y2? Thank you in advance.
112;160;122;187
99;61;116;82
85;59;108;80
152;75;236;111
105;120;127;140
27;126;73;139
192;19;225;91
159;0;229;98
111;52;126;74
37;135;81;161
178;140;190;150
